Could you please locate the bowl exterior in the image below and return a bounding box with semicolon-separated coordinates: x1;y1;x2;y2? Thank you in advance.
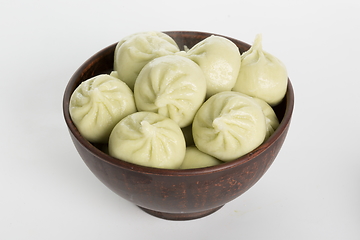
69;123;289;214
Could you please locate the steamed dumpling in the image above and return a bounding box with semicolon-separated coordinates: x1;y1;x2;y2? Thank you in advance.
226;92;280;140
108;112;186;169
192;91;267;161
179;35;241;98
180;146;222;169
252;97;280;140
69;74;136;143
113;31;180;90
134;55;207;128
232;34;288;106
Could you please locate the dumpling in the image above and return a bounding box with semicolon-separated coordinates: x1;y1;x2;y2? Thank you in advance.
134;55;207;128
192;91;267;161
179;35;241;98
232;34;288;106
180;146;222;169
225;92;280;141
108;112;186;169
252;97;280;140
69;74;136;143
113;31;180;90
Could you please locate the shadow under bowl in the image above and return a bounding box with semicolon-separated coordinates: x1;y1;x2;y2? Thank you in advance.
63;31;294;221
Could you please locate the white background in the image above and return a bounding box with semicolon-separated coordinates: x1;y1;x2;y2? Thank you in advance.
1;0;359;239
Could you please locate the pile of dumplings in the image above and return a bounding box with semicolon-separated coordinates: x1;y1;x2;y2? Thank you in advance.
69;31;288;169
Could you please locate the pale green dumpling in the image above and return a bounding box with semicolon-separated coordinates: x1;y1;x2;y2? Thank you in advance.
109;112;186;169
232;34;288;106
69;74;136;143
227;92;280;141
134;55;207;128
180;35;241;98
114;31;180;90
192;91;267;161
180;146;222;169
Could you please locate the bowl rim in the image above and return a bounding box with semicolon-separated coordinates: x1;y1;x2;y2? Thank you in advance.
63;31;294;177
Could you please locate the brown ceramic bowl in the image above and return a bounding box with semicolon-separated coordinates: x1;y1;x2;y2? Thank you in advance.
63;31;294;221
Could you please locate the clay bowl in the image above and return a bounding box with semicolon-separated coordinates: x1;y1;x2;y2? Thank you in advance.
63;31;294;221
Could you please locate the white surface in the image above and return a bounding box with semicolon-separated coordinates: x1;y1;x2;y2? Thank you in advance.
1;0;359;239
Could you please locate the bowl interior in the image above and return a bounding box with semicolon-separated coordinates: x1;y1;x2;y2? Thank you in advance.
63;31;294;176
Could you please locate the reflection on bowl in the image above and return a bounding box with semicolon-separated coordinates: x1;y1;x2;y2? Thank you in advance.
63;31;294;221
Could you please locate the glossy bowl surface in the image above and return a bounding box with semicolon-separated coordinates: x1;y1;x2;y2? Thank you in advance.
63;31;294;220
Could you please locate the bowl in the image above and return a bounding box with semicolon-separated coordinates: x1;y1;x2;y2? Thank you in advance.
63;31;294;221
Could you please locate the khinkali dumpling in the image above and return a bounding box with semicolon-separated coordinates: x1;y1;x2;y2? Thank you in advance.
134;55;207;128
180;146;222;169
252;97;279;140
192;91;267;161
114;31;180;90
179;35;241;98
232;34;288;106
69;74;136;143
108;112;186;169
